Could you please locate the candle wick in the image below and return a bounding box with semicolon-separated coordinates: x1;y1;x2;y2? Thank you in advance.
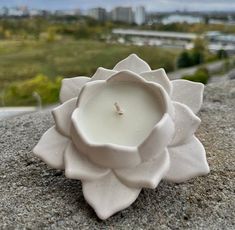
114;102;124;115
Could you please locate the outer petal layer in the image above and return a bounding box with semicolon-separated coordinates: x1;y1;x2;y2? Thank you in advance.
113;54;151;74
82;172;141;220
64;142;110;181
90;67;117;81
139;114;175;161
164;136;210;182
171;80;204;114
170;102;201;146
60;77;90;103
115;149;170;189
52;98;77;137
33;126;69;169
140;68;172;95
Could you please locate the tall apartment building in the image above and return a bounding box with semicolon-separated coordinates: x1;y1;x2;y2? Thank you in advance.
134;6;146;25
111;7;133;24
88;7;107;22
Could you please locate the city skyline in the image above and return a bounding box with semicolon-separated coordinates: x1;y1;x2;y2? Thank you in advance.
0;0;235;12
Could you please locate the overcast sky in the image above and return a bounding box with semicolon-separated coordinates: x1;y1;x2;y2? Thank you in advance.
0;0;235;12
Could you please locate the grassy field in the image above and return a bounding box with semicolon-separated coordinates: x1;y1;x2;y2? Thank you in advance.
0;40;179;106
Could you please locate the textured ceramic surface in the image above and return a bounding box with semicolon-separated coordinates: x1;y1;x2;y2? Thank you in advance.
33;54;210;220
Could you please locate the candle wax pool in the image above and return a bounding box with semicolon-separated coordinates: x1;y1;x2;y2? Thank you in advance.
78;82;164;147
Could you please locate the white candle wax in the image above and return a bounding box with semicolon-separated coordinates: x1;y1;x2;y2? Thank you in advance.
78;82;164;147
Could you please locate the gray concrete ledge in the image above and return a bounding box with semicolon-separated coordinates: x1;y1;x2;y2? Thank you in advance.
0;80;234;229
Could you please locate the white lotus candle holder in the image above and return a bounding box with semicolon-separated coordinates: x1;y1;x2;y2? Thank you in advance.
33;54;210;220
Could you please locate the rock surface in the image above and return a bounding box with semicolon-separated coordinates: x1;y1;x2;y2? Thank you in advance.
0;80;234;229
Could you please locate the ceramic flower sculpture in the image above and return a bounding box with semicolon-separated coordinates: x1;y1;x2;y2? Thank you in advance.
34;54;210;220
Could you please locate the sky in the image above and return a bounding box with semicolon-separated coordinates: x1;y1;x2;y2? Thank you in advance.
0;0;235;12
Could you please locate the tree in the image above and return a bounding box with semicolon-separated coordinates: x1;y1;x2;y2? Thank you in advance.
191;37;206;65
191;51;204;65
182;67;210;84
193;37;207;52
203;15;210;25
177;51;192;68
217;49;228;59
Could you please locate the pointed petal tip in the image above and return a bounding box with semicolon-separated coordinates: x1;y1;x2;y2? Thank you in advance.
64;142;110;181
128;53;139;59
59;76;90;103
171;79;204;114
113;54;151;74
94;208;113;220
203;162;210;174
33;144;65;170
91;67;117;81
32;145;40;158
87;193;140;220
64;167;74;179
170;102;201;146
167;167;210;184
52;98;77;137
165;136;210;183
140;68;172;95
82;172;141;220
115;149;170;189
33;127;69;170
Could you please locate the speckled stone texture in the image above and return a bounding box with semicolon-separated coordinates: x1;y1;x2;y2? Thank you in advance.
0;80;234;229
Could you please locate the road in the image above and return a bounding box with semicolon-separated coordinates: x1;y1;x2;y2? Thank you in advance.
167;59;226;80
0;107;36;120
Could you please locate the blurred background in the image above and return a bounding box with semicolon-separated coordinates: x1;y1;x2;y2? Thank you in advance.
0;0;235;118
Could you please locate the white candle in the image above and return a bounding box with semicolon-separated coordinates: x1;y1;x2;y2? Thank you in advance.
77;81;164;147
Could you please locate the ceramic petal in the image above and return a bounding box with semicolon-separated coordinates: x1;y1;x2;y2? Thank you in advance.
164;136;210;182
90;67;117;81
113;54;151;74
115;149;170;189
140;68;172;95
171;79;204;114
139;114;175;161
170;102;201;146
52;98;77;137
33;126;69;169
60;76;90;103
82;172;141;220
64;142;110;181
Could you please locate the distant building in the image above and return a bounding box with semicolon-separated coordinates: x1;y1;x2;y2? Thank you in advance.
19;6;29;16
0;7;8;16
112;28;197;49
162;14;203;24
111;7;133;24
205;31;235;44
134;6;146;25
8;8;24;17
113;29;197;41
29;9;49;17
88;7;106;21
54;10;78;16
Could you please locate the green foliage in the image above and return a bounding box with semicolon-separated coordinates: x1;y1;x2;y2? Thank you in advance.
1;16;235;42
177;38;208;68
142;21;235;34
0;40;179;106
0;17;113;41
1;16;227;106
4;74;62;106
191;51;204;65
177;51;192;68
192;38;207;64
217;49;228;59
193;38;207;52
46;28;56;42
182;67;210;84
0;40;178;89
